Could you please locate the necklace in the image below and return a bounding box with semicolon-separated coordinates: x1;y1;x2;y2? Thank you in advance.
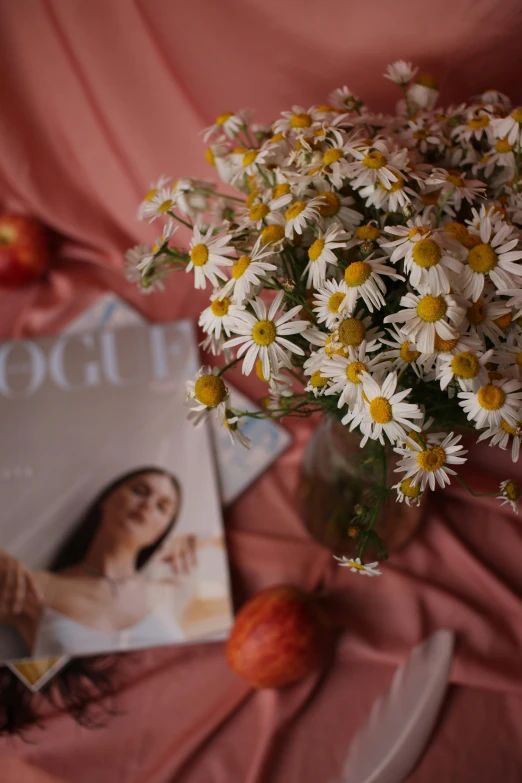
79;564;136;598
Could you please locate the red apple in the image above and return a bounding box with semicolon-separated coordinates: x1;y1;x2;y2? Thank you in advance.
226;585;329;689
0;214;50;287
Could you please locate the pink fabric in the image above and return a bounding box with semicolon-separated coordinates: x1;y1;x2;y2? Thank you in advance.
1;2;522;780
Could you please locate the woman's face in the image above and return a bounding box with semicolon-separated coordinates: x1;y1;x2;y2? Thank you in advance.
100;472;178;549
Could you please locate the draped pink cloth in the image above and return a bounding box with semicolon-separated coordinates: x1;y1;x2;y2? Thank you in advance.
1;1;522;780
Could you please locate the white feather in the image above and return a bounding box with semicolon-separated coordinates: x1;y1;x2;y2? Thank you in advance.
337;629;455;783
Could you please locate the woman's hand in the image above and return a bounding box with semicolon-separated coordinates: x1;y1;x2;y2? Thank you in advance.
161;535;197;577
0;550;44;623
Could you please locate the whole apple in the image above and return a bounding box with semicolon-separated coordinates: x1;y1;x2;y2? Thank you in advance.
226;585;329;689
0;214;50;287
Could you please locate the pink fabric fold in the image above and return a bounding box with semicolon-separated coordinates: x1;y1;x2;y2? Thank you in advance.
1;2;522;781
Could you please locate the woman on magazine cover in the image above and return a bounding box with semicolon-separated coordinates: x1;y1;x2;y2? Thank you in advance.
0;466;199;657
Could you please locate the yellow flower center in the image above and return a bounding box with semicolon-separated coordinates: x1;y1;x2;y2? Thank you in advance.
477;384;506;410
194;374;227;407
290;113;312;128
261;224;285;245
210;297;230;317
467;114;490;129
495;137;514;154
501;418;518;435
252;319;277;346
446;174;463;188
369;397;393;424
249;203;269;221
362;150;387;169
328;291;346;313
356;224;380;241
242;150;258;168
272;183;291;198
415;73;439;89
511;109;522;124
434;334;458;352
323;148;343;165
468;244;498;274
190;244;209;266
493;312;512;330
516;350;522;368
205;148;215;166
451;351;480;379
504;480;521;501
443;222;468;242
400;342;420;362
414;129;429;141
461;233;482;250
232;256;250;279
346;361;366;384
338;318;367;347
145;188;157;202
412;238;442;268
416;294;447;323
400;477;422;498
466;299;487;325
216;112;234;125
405;430;424;449
325;335;347;358
378;175;405;193
157;199;173;213
245;190;259;208
344;261;371;287
308;239;325;261
417;446;446;472
407;226;431;240
270;133;285;145
317;192;341;217
420;189;441;205
310;371;328;388
285;201;306;220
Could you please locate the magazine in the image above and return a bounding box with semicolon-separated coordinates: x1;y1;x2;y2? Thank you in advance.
0;321;234;689
65;294;293;505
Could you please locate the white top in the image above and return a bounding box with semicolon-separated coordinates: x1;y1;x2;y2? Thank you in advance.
32;606;185;657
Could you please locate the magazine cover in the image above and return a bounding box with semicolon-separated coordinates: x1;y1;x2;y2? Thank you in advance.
0;321;233;689
65;294;293;505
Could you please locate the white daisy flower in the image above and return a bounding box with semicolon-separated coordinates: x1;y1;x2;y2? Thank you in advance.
477;418;522;463
451;110;493;144
333;556;382;577
321;343;384;410
312;279;350;329
417;331;483;375
273;105;319;136
332;310;385;353
491;108;522;146
494;335;522;378
458;377;522;428
377;326;423;378
342;253;404;313
359;175;416;213
198;291;244;340
202;110;251;142
303;330;349;375
328;86;361;112
401;231;463;295
460;212;522;301
125;244;154;278
344;139;408;190
424;168;485;212
384;291;465;353
303;224;349;288
461;288;511;345
315;190;363;232
407;75;439;110
304;370;330;397
222;411;251;449
220;242;278;304
392;476;424;506
241;189;293;230
497;479;521;514
187;226;233;290
283;196;324;238
394;431;467;491
437;347;494;391
342;371;423;447
137;175;172;220
138;183;180;222
384;61;418;86
186;366;229;423
224;289;309;379
382;220;435;264
230;146;272;185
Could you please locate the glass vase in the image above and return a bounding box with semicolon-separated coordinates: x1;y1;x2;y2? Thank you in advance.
297;416;424;558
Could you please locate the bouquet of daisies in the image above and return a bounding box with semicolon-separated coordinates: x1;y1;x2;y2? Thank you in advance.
127;61;522;571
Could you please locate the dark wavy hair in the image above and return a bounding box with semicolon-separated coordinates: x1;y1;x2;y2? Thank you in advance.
0;466;181;736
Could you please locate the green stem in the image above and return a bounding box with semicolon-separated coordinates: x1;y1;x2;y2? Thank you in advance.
455;475;499;498
217;357;242;377
166;210;193;230
256;164;275;189
435;188;456;227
